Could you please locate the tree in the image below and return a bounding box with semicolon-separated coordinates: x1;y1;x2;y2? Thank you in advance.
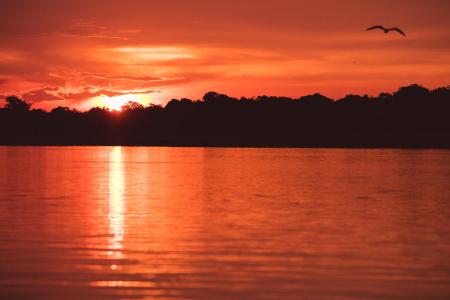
121;101;144;111
51;106;72;114
203;92;235;104
393;84;430;105
4;96;31;111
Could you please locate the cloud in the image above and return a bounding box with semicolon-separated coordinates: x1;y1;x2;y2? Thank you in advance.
0;19;139;44
59;21;129;40
79;72;165;83
58;89;123;102
56;87;158;103
22;87;63;103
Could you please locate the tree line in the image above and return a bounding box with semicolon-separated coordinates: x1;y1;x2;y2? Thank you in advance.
0;84;449;147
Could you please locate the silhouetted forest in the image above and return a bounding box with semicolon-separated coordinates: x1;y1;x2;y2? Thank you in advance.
1;84;449;147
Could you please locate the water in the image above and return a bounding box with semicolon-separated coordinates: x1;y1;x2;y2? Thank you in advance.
0;147;449;300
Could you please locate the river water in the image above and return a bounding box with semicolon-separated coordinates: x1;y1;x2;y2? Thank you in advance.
0;147;449;299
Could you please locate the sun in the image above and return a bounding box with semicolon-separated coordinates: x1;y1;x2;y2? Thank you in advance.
104;95;131;111
87;93;149;112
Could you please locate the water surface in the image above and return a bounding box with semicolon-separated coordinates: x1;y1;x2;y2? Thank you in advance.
0;147;449;299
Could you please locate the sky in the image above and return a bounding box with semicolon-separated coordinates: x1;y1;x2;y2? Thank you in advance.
0;0;449;110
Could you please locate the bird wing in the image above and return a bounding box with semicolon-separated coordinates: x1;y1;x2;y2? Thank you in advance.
389;27;406;36
366;25;386;31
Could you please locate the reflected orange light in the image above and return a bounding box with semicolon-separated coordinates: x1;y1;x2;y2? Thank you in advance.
108;147;125;263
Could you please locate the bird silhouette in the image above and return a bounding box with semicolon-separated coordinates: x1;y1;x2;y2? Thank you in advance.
366;25;406;36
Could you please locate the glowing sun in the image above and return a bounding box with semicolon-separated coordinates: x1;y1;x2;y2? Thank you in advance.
87;93;149;112
104;95;131;111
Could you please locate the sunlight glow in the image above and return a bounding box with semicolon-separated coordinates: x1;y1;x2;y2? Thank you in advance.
93;94;150;111
111;47;194;61
105;95;130;111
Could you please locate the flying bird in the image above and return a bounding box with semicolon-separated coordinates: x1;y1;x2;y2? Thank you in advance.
366;25;406;36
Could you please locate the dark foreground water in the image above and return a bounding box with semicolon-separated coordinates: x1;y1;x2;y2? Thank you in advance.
0;147;449;300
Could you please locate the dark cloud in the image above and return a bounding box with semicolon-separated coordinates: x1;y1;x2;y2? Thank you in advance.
0;19;135;41
59;21;129;40
80;72;164;83
58;89;123;102
57;87;158;102
22;87;63;103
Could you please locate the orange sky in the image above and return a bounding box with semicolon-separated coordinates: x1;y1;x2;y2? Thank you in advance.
0;0;449;110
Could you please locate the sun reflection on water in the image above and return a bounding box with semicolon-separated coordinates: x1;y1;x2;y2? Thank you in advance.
108;147;125;265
